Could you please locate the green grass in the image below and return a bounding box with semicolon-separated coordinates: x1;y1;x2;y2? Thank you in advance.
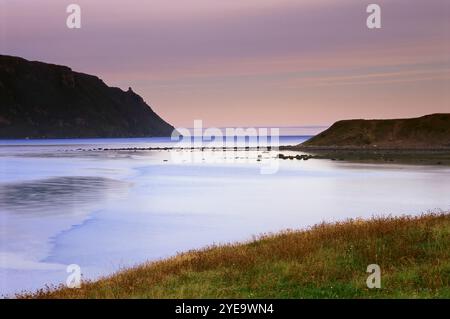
19;213;450;299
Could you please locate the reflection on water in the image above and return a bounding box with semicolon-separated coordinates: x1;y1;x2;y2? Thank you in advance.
0;176;127;215
0;137;449;296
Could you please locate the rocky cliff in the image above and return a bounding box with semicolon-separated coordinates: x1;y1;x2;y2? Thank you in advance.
0;55;175;138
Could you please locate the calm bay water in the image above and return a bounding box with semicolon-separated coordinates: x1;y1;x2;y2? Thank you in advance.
1;136;449;296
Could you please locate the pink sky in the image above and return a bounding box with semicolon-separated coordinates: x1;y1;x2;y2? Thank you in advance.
1;0;449;127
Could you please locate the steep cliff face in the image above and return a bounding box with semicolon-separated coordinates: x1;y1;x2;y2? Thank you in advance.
0;55;175;138
300;114;450;150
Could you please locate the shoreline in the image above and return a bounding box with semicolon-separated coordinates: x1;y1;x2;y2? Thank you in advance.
39;145;450;166
17;213;450;299
279;146;450;166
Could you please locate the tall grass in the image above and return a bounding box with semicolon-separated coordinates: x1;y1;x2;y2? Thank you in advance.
19;213;450;299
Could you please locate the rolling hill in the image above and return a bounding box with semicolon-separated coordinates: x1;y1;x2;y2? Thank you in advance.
300;114;450;150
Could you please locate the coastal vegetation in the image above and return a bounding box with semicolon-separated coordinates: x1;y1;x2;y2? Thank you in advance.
19;213;450;299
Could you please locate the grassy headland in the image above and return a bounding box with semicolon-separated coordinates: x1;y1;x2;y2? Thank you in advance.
301;114;450;150
282;114;450;165
20;213;450;299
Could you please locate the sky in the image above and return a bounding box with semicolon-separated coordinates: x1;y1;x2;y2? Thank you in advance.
1;0;449;129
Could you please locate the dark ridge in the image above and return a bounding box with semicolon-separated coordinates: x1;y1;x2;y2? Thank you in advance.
0;55;175;138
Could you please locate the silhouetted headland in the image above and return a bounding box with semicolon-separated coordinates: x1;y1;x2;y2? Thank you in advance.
0;55;175;138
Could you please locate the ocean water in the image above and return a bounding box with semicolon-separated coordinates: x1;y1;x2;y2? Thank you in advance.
1;136;449;296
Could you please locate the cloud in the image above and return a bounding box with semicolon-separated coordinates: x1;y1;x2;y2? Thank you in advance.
1;0;449;126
